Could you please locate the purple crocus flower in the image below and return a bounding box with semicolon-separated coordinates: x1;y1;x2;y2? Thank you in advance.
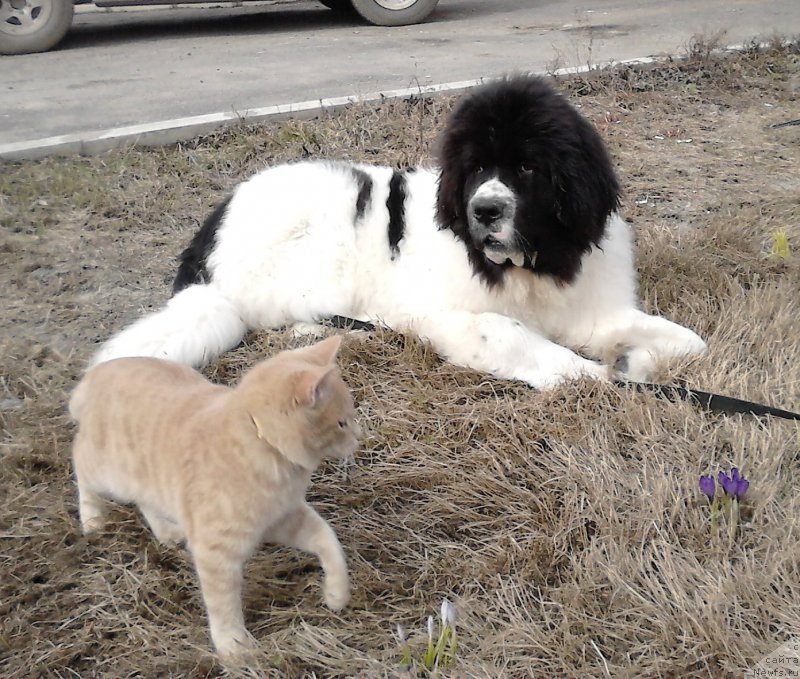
698;475;716;501
718;467;749;500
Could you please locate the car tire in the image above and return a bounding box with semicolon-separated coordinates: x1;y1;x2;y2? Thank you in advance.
0;0;74;55
349;0;438;26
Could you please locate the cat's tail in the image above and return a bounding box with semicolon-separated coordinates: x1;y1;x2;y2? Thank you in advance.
90;284;248;369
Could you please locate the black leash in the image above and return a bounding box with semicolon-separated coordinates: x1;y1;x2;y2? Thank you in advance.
324;316;800;421
771;118;800;129
618;381;800;421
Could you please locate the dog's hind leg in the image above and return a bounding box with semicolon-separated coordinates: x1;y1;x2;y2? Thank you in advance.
91;284;248;368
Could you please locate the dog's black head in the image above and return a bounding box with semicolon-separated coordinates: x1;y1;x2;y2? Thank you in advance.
436;75;620;287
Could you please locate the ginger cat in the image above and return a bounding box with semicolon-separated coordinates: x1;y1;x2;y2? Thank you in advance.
69;335;360;658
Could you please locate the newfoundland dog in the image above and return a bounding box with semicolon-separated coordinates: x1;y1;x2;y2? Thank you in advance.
93;75;706;389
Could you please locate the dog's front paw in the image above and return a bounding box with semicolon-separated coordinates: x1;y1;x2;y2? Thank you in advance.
614;328;708;383
291;322;327;338
524;356;612;390
613;347;656;383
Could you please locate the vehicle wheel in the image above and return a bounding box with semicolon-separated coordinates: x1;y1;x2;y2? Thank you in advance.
0;0;74;55
349;0;439;26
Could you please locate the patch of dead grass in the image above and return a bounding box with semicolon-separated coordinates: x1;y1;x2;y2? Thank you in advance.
1;40;799;678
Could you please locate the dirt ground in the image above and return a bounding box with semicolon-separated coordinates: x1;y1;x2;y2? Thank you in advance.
1;41;799;678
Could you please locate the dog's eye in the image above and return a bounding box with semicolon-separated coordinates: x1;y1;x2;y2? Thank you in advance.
473;165;484;175
519;163;535;176
338;420;347;429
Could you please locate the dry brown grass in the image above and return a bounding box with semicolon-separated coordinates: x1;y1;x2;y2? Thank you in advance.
1;41;799;678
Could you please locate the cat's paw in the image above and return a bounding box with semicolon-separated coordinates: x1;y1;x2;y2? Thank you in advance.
212;628;257;659
78;493;109;534
323;574;351;612
80;516;107;534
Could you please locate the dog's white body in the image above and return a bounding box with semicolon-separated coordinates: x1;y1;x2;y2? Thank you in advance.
94;161;706;389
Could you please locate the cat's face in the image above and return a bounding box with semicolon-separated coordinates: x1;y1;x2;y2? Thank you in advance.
286;336;361;461
300;368;361;460
241;335;361;466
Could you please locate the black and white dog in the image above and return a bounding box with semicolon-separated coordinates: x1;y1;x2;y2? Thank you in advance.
93;76;706;389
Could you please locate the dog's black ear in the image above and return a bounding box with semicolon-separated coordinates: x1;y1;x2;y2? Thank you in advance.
550;112;620;247
435;119;467;235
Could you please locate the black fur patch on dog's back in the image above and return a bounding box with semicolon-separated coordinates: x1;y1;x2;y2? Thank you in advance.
173;195;231;294
351;167;373;223
436;75;620;288
387;170;407;260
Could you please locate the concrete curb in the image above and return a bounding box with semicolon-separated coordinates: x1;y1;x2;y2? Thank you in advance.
0;79;479;161
0;44;761;161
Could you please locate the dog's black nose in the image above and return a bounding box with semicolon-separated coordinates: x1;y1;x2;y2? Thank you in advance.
472;199;505;228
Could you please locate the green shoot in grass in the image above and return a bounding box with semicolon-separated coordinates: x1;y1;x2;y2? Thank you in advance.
771;230;791;259
396;599;458;675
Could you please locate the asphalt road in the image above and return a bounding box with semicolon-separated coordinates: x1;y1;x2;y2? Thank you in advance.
1;0;799;158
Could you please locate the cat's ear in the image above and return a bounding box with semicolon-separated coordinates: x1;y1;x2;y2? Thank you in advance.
306;335;342;365
293;366;338;408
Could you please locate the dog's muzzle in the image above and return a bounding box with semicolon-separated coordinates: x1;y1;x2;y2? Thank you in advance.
466;178;526;267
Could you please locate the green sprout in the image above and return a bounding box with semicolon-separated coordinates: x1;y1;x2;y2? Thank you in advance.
396;598;458;675
771;230;791;260
396;624;412;671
